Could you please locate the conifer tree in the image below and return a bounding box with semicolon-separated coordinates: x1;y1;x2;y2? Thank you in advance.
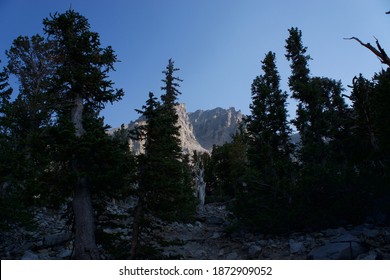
151;59;196;222
131;60;196;258
43;10;124;259
0;64;16;228
285;28;354;227
285;27;350;167
2;35;59;208
350;75;378;156
246;51;293;184
0;64;12;137
235;52;294;232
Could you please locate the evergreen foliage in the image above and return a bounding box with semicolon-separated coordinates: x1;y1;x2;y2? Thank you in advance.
285;28;361;228
0;10;134;259
233;52;295;232
137;60;196;223
349;70;390;215
205;129;247;201
130;60;196;258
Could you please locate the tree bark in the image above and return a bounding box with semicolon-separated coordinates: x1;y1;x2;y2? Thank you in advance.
71;94;99;259
72;176;99;259
130;196;144;259
71;95;85;137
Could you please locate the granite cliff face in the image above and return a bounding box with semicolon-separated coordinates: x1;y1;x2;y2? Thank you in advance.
110;104;243;154
188;107;243;150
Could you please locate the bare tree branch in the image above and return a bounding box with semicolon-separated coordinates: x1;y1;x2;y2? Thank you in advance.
344;36;390;68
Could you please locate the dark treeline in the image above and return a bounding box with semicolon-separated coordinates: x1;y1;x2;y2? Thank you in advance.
0;10;389;259
206;27;390;233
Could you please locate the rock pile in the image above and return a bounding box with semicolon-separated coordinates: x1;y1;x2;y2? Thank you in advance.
0;204;73;260
1;199;390;260
148;203;390;260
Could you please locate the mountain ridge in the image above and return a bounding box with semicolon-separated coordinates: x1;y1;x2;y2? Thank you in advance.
109;104;243;154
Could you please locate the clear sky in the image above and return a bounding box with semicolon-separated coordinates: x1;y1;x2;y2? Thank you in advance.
0;0;389;128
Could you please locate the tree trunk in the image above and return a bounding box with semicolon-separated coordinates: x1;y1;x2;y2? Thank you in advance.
130;196;144;259
71;95;85;137
195;160;206;211
72;176;99;259
71;94;99;259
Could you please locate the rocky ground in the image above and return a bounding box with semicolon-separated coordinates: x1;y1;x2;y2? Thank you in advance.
1;200;390;260
150;203;390;260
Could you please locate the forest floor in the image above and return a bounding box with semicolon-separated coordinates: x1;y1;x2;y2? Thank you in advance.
1;200;390;259
151;202;390;260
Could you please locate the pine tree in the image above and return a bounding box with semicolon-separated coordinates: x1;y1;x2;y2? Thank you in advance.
0;64;12;141
235;52;294;232
246;51;293;184
350;75;378;157
0;64;13;126
131;60;196;258
371;70;390;161
205;128;247;201
285;28;355;227
0;64;17;229
285;27;350;166
43;10;124;259
5;35;58;197
151;59;196;222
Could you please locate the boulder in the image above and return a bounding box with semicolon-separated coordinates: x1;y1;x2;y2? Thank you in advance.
57;248;72;259
21;250;39;260
247;244;262;258
289;239;305;254
225;251;239;260
308;240;366;259
205;216;225;225
42;231;72;247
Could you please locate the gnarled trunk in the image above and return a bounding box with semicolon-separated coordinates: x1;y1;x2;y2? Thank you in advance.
71;94;99;259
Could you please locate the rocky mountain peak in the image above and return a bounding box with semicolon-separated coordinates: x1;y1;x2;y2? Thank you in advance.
189;107;243;150
109;104;243;155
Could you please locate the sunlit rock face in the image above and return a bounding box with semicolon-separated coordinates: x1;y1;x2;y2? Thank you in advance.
188;107;243;150
109;104;243;155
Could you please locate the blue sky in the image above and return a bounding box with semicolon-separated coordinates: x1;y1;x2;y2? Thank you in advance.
0;0;389;128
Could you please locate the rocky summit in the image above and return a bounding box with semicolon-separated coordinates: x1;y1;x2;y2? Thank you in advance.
188;107;243;150
109;104;243;155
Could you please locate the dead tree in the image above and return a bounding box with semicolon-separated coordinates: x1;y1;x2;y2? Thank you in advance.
345;36;390;68
194;158;206;211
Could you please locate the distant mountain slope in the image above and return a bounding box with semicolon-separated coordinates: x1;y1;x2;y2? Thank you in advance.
188;107;243;150
109;105;243;154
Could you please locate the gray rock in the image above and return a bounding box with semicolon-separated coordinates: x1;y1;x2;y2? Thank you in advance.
308;241;366;260
21;250;39;260
205;216;225;225
333;233;360;243
248;244;262;258
357;251;378;260
57;249;72;259
351;227;379;238
189;107;243;150
42;231;72;247
193;250;208;259
226;252;239;260
324;227;347;237
211;232;222;239
195;221;202;227
289;239;305;254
